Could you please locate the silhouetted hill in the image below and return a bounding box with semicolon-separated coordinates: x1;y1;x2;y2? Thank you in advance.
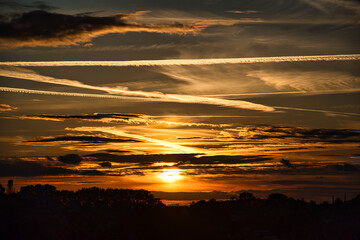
0;184;359;240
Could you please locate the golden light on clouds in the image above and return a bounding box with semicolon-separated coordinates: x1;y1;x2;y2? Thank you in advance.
159;169;183;183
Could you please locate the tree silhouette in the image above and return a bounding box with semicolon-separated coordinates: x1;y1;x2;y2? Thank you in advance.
6;179;14;194
0;184;5;196
0;181;359;240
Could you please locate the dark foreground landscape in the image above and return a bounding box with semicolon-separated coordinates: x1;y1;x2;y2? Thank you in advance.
1;183;359;240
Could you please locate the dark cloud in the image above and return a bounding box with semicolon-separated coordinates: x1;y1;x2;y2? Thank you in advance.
276;147;309;151
280;159;295;169
24;113;141;120
98;161;112;167
334;163;359;172
152;191;236;201
0;159;74;177
27;135;140;143
79;169;105;175
86;153;272;165
105;150;131;154
57;154;82;165
237;126;360;143
0;1;58;11
270;179;359;186
0;10;206;48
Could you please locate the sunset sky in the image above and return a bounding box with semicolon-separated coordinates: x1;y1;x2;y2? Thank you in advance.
0;0;359;203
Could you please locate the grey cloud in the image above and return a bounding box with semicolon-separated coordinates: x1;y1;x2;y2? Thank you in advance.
98;161;112;167
0;1;58;11
79;169;105;175
280;159;295;168
57;154;82;165
237;126;360;143
0;159;75;177
334;163;359;171
27;135;140;143
86;153;272;165
23;113;141;120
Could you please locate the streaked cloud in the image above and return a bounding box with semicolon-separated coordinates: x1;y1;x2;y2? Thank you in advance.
70;126;199;153
227;10;259;14
247;70;360;92
20;113;231;128
0;103;17;112
0;67;274;112
26;135;140;143
302;0;360;15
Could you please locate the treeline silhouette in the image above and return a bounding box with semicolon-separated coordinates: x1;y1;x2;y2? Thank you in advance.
0;182;359;240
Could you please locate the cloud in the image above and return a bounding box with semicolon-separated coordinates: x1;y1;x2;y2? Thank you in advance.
0;159;74;177
334;163;359;171
99;161;112;168
0;86;151;101
28;113;140;120
70;126;198;153
235;125;360;143
280;159;295;168
247;70;360;92
57;154;82;165
302;0;360;15
0;67;274;112
0;1;58;11
79;169;105;175
227;10;259;14
85;152;271;165
26;135;140;143
0;10;236;48
0;103;17;112
20;113;230;128
273;106;360;117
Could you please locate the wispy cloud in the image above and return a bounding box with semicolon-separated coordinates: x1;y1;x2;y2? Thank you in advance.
20;113;231;128
247;70;360;92
0;68;274;112
227;10;259;14
0;103;17;112
70;126;198;153
302;0;360;15
273;106;360;117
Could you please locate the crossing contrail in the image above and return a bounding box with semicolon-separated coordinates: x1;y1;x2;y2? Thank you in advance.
0;67;275;112
0;54;359;67
1;86;359;116
0;86;274;112
0;87;154;101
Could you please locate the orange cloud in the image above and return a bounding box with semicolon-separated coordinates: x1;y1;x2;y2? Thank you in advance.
0;104;17;112
0;10;237;48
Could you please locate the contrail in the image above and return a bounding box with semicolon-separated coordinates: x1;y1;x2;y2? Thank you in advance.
201;88;360;98
0;68;274;112
0;86;274;112
0;54;359;67
273;106;360;116
70;126;197;153
1;87;358;117
0;87;155;101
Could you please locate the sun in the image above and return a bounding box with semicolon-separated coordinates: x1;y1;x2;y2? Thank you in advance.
159;169;182;182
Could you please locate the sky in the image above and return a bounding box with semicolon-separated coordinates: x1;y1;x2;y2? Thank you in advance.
0;0;359;203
